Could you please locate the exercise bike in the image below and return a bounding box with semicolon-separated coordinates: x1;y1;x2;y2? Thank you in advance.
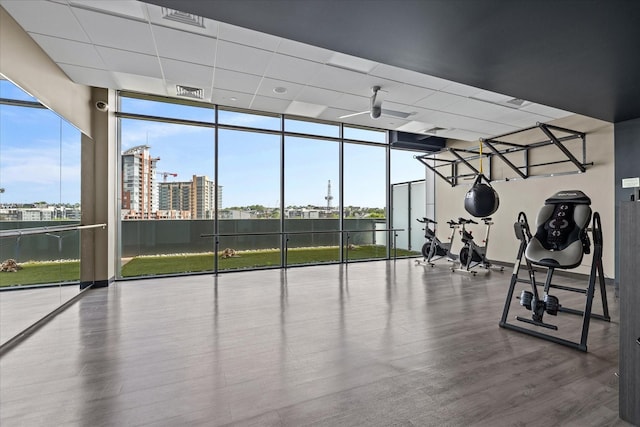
415;218;459;266
454;217;503;275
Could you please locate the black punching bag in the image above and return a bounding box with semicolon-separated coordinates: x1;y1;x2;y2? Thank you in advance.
464;174;499;218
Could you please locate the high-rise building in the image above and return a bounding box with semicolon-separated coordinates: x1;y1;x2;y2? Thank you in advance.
121;145;159;219
158;175;222;219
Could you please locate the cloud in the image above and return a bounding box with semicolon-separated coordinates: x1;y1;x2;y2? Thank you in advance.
120;120;211;151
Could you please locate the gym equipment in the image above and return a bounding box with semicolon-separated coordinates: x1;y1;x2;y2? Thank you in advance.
464;174;500;218
464;143;499;218
454;217;503;275
415;218;459;267
499;190;610;352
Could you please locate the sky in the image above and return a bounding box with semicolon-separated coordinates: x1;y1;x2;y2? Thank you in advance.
1;81;427;208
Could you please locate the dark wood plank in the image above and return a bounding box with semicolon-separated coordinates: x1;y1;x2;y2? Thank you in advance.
619;202;640;425
0;260;631;426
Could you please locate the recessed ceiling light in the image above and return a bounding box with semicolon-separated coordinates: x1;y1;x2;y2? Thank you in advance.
273;86;288;94
229;97;238;101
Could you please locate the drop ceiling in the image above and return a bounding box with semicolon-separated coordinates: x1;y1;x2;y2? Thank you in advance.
0;0;593;141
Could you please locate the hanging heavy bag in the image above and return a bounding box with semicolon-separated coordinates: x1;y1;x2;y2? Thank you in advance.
464;174;499;218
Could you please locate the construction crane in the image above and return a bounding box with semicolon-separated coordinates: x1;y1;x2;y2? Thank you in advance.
157;172;178;182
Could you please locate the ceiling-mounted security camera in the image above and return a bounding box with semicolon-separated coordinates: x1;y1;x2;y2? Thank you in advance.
95;101;109;112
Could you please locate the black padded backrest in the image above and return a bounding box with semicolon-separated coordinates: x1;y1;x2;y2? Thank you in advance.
533;204;591;251
525;190;593;268
533;190;591;251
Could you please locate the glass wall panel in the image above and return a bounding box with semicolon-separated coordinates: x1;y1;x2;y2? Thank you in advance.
391;149;428;255
0;79;38;101
217;129;281;270
119;118;215;277
218;109;281;131
1;78;81;345
285;118;339;138
344;126;386;143
343;142;387;261
120;95;214;123
284;136;339;265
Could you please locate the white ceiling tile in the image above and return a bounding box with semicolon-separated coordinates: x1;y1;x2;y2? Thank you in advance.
211;89;253;109
263;54;324;85
57;63;117;88
71;7;156;55
441;81;487;97
212;69;262;94
2;0;574;141
395;121;437;133
112;72;167;95
295;86;343;106
151;25;216;66
276;39;334;63
412;108;516;136
326;52;377;73
333;93;369;111
317;107;354;122
345;113;406;129
470;89;514;104
95;46;162;78
491;109;550;127
377;100;417;118
249;95;292;114
370;64;453;91
218;22;281;51
69;0;146;20
445;98;507;119
415;91;465;109
255;78;305;100
30;34;105;69
440;128;491;141
285;101;327;118
520;103;574;119
144;4;219;37
160;58;214;88
380;84;435;105
309;65;380;96
215;40;272;76
1;0;90;42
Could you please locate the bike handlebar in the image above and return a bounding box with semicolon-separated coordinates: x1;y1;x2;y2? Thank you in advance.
417;217;437;224
458;218;478;225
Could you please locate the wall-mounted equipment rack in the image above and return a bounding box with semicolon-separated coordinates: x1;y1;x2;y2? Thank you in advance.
416;122;592;187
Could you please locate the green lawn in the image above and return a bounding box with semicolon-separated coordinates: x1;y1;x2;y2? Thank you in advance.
0;261;80;288
0;246;419;286
121;246;418;277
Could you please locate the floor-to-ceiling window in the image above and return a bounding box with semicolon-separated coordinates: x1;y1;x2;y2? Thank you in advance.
217;109;281;270
343;127;388;261
118;94;215;277
0;77;82;345
284;118;340;265
116;93;418;278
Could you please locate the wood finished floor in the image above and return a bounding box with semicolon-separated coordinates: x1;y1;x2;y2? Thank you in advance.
0;260;630;427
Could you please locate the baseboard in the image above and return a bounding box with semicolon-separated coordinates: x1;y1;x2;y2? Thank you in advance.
80;277;114;290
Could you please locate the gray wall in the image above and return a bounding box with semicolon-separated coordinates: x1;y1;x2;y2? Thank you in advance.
614;118;640;287
0;221;80;262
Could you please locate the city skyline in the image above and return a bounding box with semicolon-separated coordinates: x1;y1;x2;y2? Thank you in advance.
1;80;427;208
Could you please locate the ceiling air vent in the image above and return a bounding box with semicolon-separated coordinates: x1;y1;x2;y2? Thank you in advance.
162;8;205;27
176;85;204;100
